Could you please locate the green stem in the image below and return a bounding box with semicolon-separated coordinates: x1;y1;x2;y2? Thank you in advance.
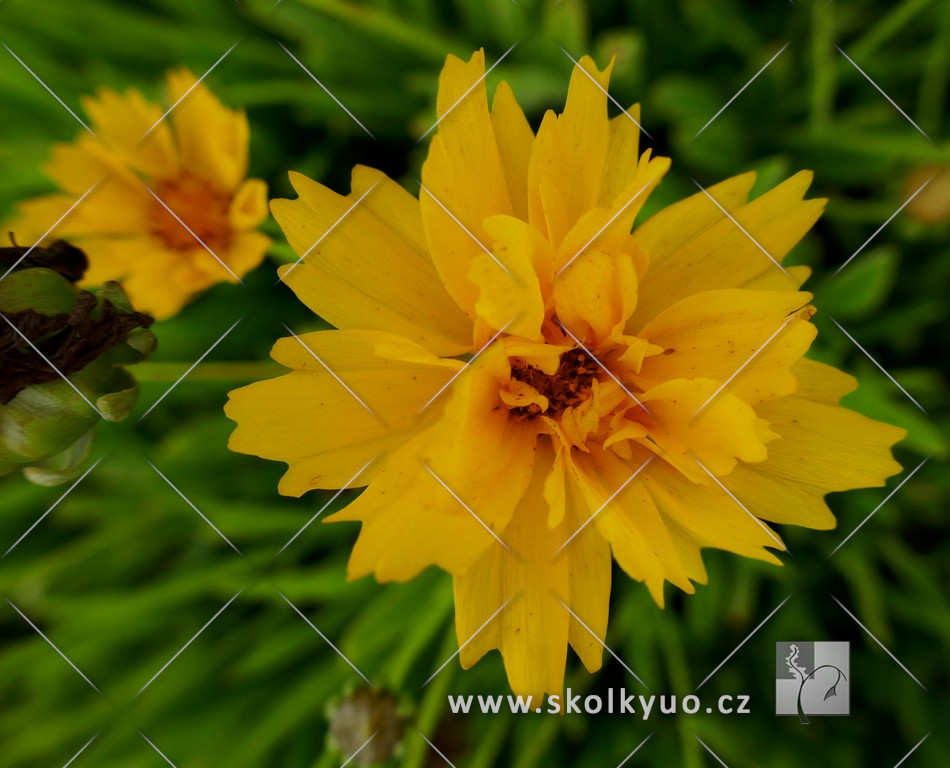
852;0;937;62
810;0;836;133
132;361;283;382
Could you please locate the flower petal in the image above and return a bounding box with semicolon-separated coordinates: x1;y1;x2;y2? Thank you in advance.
754;396;904;494
630;171;826;328
226;329;462;495
637;289;816;404
453;441;572;702
273;166;472;357
328;342;537;578
638;378;775;480
527;56;612;247
420;50;513;317
491;81;534;221
167;68;249;191
80;86;178;179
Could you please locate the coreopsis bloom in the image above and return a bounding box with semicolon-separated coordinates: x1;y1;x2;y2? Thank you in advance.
7;69;270;319
227;52;904;699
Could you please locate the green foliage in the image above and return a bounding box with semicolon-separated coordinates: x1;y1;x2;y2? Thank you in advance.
1;0;948;767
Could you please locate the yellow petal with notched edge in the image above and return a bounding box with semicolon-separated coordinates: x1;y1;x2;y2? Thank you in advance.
630;171;826;329
420;50;513;318
336;431;502;582
636;290;816;404
80;86;178;179
789;358;857;403
527;56;613;248
167;68;248;191
755;395;905;493
642;459;785;563
637;378;775;481
454;441;609;701
273;166;472;357
600;104;643;207
226;329;462;496
491;81;535;222
329;341;536;579
573;446;693;606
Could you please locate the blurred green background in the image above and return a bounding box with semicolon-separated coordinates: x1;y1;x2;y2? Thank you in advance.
1;0;948;766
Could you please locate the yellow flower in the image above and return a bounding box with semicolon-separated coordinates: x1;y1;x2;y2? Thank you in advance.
7;68;270;319
226;51;904;700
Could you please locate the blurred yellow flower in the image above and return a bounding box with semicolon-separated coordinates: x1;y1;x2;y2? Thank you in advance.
226;51;904;700
7;68;270;319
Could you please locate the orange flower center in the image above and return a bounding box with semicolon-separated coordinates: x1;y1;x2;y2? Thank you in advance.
149;173;233;252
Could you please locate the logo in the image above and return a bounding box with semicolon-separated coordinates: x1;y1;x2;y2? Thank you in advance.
775;641;849;723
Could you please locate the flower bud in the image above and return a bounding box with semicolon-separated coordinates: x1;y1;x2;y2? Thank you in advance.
0;241;154;485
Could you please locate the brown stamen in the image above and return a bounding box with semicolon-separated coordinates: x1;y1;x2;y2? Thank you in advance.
148;173;232;252
509;348;601;419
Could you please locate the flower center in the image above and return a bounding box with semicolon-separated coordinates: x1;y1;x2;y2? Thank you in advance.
148;173;233;252
509;348;600;419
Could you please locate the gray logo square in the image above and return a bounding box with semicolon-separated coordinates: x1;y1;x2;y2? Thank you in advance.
776;641;849;721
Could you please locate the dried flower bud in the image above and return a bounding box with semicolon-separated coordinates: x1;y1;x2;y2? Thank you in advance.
327;687;406;766
0;241;155;485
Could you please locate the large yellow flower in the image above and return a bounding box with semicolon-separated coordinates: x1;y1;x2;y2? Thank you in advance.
226;51;904;700
7;69;270;319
